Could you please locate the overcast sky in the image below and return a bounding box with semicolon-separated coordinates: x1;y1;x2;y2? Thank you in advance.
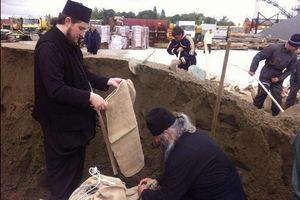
1;0;298;24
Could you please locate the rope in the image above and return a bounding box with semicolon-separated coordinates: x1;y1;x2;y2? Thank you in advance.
74;167;116;200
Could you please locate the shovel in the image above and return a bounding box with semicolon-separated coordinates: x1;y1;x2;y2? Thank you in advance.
128;50;156;74
229;63;284;113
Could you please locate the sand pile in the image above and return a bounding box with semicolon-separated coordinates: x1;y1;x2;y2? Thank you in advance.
1;43;300;200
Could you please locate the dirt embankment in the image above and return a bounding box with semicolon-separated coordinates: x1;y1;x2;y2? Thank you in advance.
1;44;300;200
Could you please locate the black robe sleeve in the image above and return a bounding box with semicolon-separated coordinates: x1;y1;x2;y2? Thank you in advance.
37;42;91;107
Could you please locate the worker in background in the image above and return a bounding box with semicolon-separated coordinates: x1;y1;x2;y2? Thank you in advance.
248;33;300;116
286;58;300;109
292;131;300;200
138;107;247;200
195;24;202;43
167;26;197;71
84;24;101;54
203;29;214;54
32;1;122;199
243;18;251;34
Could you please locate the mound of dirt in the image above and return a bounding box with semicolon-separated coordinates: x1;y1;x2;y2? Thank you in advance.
1;43;300;200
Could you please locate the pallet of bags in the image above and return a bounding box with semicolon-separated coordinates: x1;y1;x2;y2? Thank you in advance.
131;26;149;49
100;25;111;44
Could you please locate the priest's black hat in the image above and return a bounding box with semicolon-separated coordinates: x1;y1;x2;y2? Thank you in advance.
62;0;92;23
146;108;176;136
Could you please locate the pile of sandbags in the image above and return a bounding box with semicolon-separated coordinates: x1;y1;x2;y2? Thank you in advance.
100;25;111;43
131;26;149;49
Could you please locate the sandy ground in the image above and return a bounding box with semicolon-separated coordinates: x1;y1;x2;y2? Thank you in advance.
1;41;300;200
5;40;294;89
85;46;264;89
3;41;270;88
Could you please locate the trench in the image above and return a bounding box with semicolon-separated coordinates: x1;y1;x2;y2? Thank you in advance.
1;44;300;200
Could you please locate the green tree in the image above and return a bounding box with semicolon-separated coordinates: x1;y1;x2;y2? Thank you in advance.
153;6;158;19
167;12;205;24
204;16;217;24
102;9;115;24
137;10;157;19
168;14;181;23
116;11;136;18
217;16;235;26
196;14;205;25
91;7;236;26
160;9;166;19
91;7;101;19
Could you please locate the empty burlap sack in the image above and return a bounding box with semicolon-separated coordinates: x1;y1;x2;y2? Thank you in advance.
69;174;139;200
105;79;144;177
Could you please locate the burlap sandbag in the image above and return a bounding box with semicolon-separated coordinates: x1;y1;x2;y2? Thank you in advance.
69;174;139;200
105;79;144;177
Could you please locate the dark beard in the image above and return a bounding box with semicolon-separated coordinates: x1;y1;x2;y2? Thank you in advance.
66;27;78;46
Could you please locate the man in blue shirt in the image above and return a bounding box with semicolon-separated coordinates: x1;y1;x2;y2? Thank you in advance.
249;33;300;116
167;26;197;70
84;24;101;54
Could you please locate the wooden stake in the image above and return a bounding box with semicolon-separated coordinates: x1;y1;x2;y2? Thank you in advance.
211;40;231;139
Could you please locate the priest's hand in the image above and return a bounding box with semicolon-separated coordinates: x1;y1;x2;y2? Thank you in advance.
89;92;108;111
108;78;123;88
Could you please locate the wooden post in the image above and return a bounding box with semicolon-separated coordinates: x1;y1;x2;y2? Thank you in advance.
211;40;231;139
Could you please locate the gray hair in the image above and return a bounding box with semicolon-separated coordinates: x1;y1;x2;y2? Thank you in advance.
160;112;196;162
170;112;196;137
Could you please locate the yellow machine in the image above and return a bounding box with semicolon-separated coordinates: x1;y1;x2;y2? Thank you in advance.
167;23;175;41
39;18;51;31
22;18;40;33
2;17;50;33
4;17;23;31
12;18;22;30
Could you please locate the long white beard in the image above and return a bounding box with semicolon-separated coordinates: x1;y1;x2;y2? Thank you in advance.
164;140;175;162
160;137;176;162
